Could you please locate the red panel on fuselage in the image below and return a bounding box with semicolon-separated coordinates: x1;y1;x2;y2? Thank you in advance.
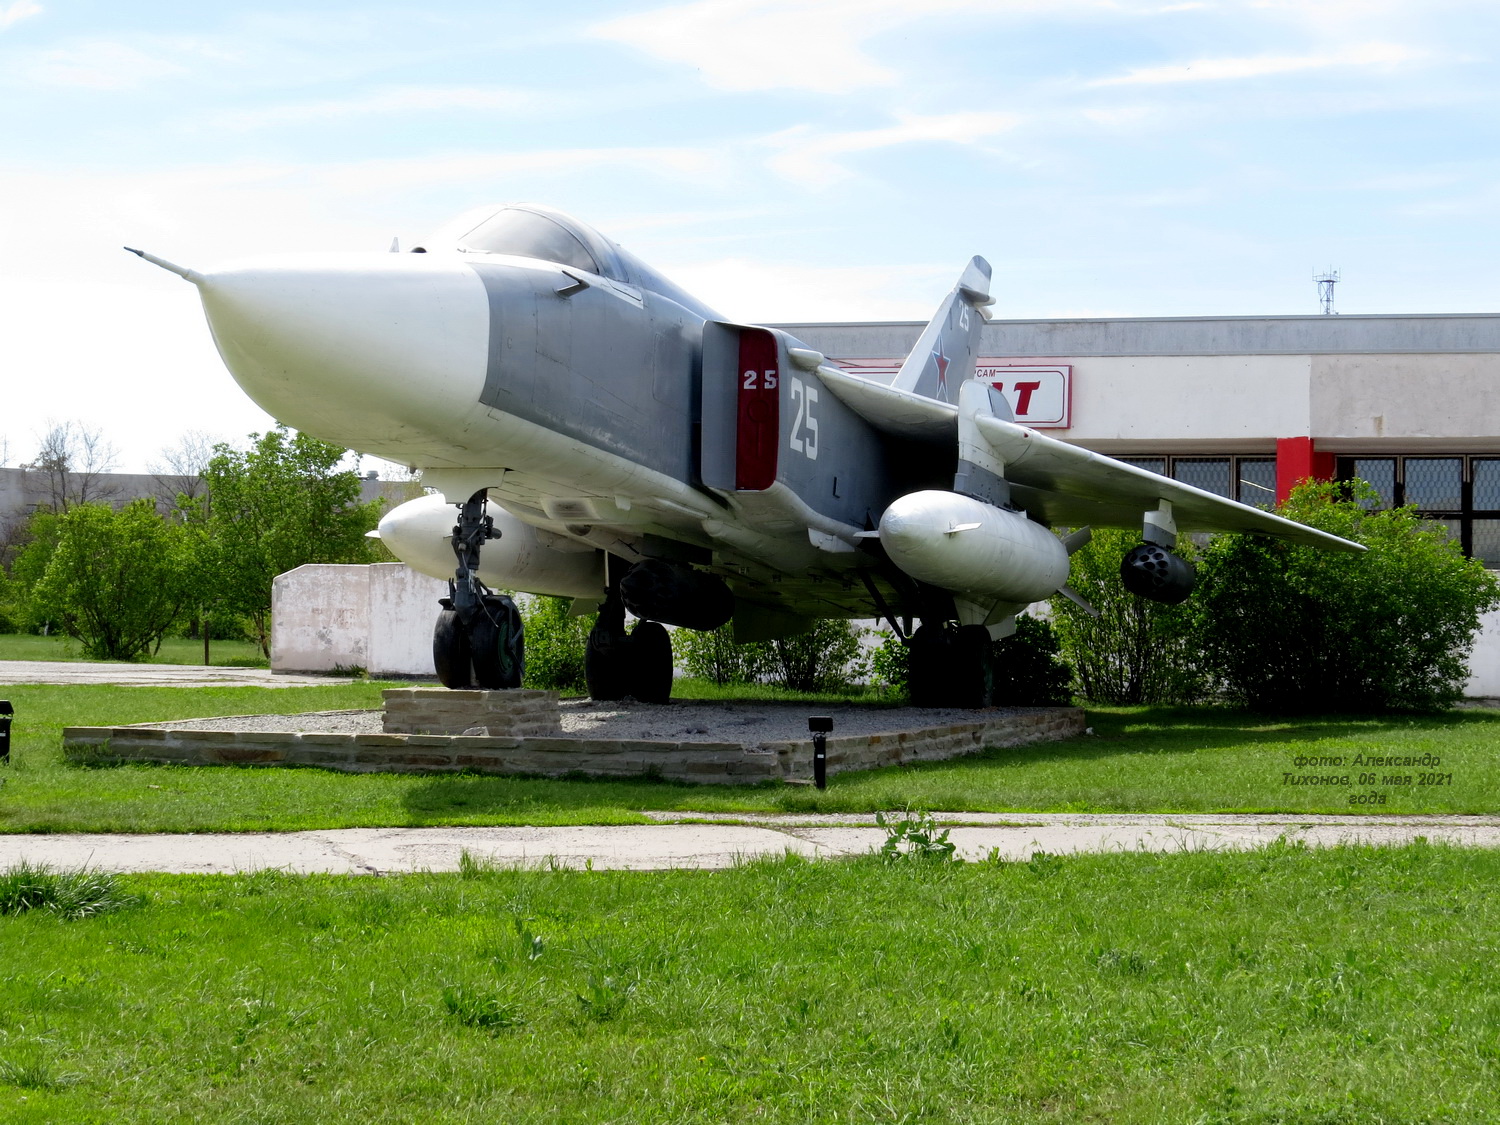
735;328;779;490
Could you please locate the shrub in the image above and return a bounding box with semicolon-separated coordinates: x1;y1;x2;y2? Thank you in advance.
675;622;773;685
520;596;592;693
1051;527;1205;704
991;614;1074;706
1194;480;1500;713
763;618;868;693
678;618;868;693
869;630;909;698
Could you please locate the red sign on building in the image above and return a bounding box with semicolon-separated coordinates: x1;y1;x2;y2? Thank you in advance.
834;359;1072;428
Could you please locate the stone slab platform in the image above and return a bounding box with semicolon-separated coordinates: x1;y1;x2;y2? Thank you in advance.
62;705;1086;785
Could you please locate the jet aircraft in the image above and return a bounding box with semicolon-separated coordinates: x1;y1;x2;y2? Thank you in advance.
130;204;1361;707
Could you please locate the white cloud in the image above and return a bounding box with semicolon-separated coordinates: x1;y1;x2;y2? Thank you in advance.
590;0;1265;92
590;0;1007;94
764;111;1022;184
13;39;193;89
0;1;40;32
213;86;545;130
1092;41;1428;86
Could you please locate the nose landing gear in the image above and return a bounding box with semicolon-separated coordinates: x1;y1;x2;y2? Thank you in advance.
432;490;525;690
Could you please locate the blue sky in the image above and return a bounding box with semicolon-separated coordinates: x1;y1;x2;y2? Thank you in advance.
3;0;1498;471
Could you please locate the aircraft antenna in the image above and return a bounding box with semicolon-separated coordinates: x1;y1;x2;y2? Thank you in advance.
1314;267;1340;315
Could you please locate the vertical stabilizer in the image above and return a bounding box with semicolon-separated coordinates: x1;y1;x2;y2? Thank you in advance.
891;256;993;404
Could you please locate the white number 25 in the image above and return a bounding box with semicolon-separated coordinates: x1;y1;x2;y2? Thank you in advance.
789;378;819;460
742;369;778;390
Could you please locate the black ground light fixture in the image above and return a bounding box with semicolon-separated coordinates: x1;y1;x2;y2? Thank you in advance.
808;716;832;790
0;700;12;764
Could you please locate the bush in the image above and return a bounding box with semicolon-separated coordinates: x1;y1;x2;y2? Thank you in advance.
869;630;909;698
520;596;592;693
675;623;773;685
678;618;867;693
763;619;868;693
1051;527;1205;705
991;614;1074;706
1195;480;1500;713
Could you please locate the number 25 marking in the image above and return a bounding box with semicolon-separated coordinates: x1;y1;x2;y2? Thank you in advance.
789;378;819;460
742;369;778;390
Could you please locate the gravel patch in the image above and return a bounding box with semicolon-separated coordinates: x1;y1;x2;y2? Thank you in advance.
144;699;1031;742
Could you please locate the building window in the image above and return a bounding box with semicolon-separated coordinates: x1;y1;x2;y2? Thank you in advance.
1336;456;1500;567
1116;456;1277;507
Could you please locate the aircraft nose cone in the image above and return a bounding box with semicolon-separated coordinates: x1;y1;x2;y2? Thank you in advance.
196;253;491;457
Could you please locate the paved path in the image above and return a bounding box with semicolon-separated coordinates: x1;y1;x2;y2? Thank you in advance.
0;660;353;688
3;813;1498;874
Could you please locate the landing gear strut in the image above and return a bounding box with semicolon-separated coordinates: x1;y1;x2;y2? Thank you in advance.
432;490;524;690
585;571;674;704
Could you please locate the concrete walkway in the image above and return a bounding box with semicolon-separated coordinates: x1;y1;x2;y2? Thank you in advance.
0;660;353;688
4;813;1499;874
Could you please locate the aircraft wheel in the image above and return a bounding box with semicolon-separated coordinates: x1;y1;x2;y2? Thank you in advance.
586;615;632;702
470;595;525;690
908;624;994;709
433;607;472;690
951;624;996;709
628;621;673;704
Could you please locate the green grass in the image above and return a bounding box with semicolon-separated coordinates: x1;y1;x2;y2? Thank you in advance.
1;683;1499;831
0;844;1497;1122
0;632;269;667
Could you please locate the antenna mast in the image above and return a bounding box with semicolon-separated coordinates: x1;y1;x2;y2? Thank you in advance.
1314;267;1340;315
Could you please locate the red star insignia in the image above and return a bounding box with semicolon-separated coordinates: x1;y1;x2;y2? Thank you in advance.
933;345;951;395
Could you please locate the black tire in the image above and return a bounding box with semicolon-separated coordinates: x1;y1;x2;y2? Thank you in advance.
952;624;996;709
433;608;472;690
470;596;525;690
907;625;946;708
586;620;631;701
628;621;673;704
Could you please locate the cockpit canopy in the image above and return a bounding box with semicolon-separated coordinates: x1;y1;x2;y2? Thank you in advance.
456;207;602;275
427;202;721;320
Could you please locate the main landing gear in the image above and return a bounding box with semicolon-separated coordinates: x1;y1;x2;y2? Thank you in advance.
584;580;673;704
908;623;997;709
861;572;998;710
432;490;524;690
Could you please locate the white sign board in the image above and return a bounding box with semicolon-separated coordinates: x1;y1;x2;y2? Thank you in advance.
833;359;1072;428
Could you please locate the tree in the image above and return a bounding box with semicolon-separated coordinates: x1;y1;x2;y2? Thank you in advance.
31;500;191;660
5;511;63;633
1195;480;1500;713
149;429;220;510
190;428;383;656
1051;527;1204;705
21;421;120;512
